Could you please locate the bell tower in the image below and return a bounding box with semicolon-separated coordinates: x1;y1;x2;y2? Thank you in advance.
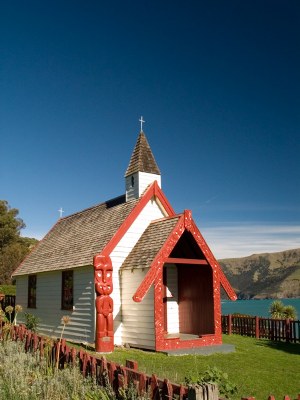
125;127;161;201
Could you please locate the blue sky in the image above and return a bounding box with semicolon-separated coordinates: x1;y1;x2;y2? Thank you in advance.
1;1;299;258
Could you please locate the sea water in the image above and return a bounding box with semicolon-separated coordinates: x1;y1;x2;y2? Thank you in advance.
221;298;300;319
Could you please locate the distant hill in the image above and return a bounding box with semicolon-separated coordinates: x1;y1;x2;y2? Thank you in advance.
219;248;300;299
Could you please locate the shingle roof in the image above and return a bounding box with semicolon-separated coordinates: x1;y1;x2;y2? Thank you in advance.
13;196;138;276
121;216;180;270
125;132;161;177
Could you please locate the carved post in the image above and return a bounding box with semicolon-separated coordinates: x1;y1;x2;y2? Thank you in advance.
94;254;114;352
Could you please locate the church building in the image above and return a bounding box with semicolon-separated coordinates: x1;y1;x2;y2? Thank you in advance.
13;124;236;353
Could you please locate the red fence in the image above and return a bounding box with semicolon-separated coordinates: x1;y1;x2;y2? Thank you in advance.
3;324;299;400
9;325;189;400
222;315;300;343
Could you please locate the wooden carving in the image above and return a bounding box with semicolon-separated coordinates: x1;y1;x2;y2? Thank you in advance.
94;254;114;352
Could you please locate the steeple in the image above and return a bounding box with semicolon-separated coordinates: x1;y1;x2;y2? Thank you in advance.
125;131;161;201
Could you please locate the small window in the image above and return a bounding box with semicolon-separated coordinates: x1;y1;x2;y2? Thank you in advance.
131;175;134;187
61;270;73;310
28;275;37;308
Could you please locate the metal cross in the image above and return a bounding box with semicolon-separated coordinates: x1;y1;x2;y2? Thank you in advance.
58;207;64;218
139;116;145;132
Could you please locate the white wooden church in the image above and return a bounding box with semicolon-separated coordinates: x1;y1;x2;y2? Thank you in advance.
13;125;236;353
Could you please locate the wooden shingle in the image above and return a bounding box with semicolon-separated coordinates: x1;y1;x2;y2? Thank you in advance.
13;196;138;276
121;216;180;270
125;132;161;177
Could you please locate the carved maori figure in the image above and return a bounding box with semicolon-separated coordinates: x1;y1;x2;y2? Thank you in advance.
94;254;114;351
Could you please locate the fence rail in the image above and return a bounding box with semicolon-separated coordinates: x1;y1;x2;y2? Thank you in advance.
222;314;300;342
1;324;299;400
7;325;189;400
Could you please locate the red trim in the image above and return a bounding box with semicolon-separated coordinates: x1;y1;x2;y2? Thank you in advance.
154;265;222;351
133;210;236;303
185;216;237;301
102;181;175;256
133;214;186;302
131;208;236;350
165;258;208;265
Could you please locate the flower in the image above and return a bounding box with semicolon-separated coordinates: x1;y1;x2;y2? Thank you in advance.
61;316;70;325
0;309;5;321
5;306;14;314
15;305;23;314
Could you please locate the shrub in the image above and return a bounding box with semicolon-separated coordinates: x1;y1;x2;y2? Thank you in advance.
0;285;16;295
269;300;297;320
0;339;116;399
185;366;238;399
24;312;40;332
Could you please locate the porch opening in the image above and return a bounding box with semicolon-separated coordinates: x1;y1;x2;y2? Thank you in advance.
163;231;215;338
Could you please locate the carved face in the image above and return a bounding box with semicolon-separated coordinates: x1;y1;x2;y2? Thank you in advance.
94;255;113;295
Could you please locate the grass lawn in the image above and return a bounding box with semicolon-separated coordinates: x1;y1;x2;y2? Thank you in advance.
103;335;300;400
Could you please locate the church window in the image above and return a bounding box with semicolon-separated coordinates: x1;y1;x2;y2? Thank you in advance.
61;270;73;310
131;175;134;187
28;274;37;308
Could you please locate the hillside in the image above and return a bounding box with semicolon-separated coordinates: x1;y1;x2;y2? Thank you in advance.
219;248;300;299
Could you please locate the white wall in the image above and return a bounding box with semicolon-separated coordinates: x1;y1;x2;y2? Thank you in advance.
110;198;165;345
126;172;161;201
15;266;95;344
121;268;155;350
165;264;179;334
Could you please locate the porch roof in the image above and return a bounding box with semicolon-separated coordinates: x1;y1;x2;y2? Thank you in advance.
121;215;180;270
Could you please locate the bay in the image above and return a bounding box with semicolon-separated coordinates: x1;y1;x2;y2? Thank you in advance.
221;298;300;319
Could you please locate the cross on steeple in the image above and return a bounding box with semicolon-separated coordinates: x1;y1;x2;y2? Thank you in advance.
139;116;145;132
58;207;64;218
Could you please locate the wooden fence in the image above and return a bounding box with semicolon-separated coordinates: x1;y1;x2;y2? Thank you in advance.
222;314;300;343
8;324;190;400
2;324;299;400
0;294;16;321
0;294;16;309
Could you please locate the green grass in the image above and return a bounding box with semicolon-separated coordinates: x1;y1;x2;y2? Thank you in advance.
103;335;300;400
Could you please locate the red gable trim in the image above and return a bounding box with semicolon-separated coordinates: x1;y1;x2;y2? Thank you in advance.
133;209;237;302
184;211;237;301
133;213;185;302
102;181;175;256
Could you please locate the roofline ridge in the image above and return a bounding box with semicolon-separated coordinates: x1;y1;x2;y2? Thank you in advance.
149;214;182;224
60;194;127;220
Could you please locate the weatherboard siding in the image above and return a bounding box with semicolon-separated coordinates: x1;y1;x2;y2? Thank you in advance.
121;268;155;349
126;173;161;201
15;266;95;343
165;264;179;334
137;172;161;197
110;198;165;345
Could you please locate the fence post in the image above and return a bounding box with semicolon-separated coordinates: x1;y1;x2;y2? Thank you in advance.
255;316;260;338
187;383;219;400
228;314;232;335
285;319;290;343
126;359;138;370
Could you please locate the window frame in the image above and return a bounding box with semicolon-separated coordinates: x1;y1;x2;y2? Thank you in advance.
27;274;37;308
61;270;74;310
